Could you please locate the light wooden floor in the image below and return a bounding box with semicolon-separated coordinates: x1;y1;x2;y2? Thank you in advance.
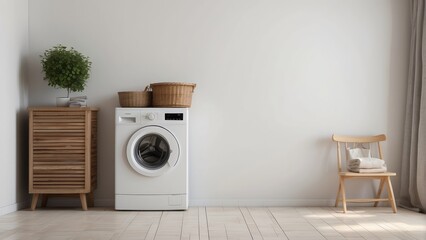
0;207;425;240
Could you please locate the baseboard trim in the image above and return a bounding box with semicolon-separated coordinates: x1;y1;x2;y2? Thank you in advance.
189;199;336;207
27;198;398;208
0;201;30;216
40;198;338;208
189;199;397;207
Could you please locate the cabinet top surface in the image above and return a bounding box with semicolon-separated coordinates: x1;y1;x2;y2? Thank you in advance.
28;107;99;111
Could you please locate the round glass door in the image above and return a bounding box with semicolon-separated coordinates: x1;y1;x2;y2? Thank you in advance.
127;126;180;177
134;134;170;170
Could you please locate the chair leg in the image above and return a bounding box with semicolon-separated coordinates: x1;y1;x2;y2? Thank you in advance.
385;177;397;213
80;193;88;211
340;177;347;213
31;194;39;211
335;181;341;207
374;177;385;207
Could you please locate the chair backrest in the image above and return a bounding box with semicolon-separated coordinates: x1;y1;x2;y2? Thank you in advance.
332;134;386;172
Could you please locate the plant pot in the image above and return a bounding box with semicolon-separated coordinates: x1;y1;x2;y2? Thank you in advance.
56;97;70;107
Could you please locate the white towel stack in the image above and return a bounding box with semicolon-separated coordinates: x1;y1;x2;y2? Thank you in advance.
346;148;387;173
347;157;387;173
69;96;87;107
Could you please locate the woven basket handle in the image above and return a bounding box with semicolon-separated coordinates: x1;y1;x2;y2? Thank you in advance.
144;85;152;92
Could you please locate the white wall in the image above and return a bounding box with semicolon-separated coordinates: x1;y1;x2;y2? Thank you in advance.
0;0;29;215
28;0;409;206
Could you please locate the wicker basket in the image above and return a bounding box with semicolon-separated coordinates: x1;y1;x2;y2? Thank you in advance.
118;90;152;107
150;82;196;107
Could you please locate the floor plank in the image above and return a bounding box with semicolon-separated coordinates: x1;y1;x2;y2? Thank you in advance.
199;207;210;240
250;207;288;240
0;207;424;240
154;211;183;240
181;207;200;240
206;207;253;240
118;211;161;240
240;207;262;240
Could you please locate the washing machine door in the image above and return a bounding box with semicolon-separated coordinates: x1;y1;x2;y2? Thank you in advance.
126;126;180;177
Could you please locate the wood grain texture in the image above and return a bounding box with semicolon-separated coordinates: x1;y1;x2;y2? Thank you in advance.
28;107;98;210
332;134;386;143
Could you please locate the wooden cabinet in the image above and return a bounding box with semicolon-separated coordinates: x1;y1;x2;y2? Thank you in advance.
28;107;98;210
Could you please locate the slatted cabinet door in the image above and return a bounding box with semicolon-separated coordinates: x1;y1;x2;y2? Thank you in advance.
29;107;98;210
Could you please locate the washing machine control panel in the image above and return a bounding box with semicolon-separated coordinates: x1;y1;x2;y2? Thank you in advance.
165;113;184;121
143;113;183;121
116;108;187;125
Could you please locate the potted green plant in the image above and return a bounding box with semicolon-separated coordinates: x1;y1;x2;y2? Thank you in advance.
41;45;92;106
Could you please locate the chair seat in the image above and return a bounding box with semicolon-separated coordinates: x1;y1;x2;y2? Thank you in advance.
339;171;396;177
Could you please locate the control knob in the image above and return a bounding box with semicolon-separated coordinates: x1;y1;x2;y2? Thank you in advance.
147;113;156;120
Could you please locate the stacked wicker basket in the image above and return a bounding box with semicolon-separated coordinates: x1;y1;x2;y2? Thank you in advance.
118;82;196;108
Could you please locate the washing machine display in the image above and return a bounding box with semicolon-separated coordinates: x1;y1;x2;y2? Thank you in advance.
127;126;180;177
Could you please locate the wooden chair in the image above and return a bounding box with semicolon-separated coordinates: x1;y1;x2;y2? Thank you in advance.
332;134;397;213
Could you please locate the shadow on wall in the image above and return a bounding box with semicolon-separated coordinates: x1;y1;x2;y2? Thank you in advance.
16;109;29;206
93;94;118;204
16;53;30;206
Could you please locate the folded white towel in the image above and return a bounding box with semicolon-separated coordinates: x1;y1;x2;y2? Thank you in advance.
348;157;386;169
348;166;387;173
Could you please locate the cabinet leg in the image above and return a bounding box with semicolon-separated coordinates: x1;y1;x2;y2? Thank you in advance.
80;193;88;211
41;194;48;208
31;194;39;210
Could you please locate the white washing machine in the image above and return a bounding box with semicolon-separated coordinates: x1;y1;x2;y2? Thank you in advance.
115;108;188;210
